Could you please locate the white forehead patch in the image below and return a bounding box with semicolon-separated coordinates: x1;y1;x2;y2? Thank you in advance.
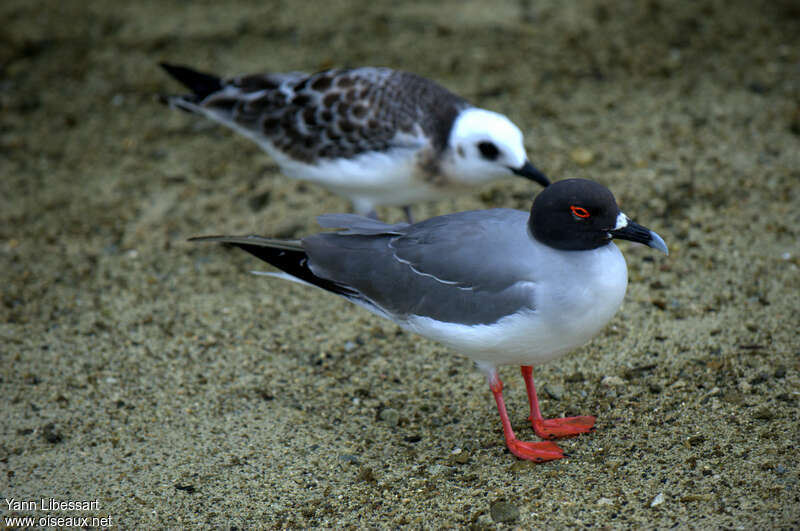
614;212;629;230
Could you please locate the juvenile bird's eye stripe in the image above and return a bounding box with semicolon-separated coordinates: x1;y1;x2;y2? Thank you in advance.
570;206;590;218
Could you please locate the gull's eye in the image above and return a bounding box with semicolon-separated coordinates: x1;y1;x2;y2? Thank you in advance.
570;205;591;219
477;141;499;160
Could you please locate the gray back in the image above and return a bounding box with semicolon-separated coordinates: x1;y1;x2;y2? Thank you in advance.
304;209;538;325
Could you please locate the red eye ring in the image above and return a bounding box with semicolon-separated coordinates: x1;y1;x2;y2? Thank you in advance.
570;206;591;218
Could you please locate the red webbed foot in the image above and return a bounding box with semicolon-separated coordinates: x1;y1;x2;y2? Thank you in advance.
489;369;569;463
506;438;565;462
531;415;596;439
520;366;597;439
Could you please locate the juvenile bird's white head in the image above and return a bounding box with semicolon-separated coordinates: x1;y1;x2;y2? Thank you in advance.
443;108;549;188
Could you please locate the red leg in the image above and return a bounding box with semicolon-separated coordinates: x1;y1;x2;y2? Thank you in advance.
521;365;596;439
487;370;564;462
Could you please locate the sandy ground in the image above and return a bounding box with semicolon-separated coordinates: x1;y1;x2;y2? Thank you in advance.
2;0;799;528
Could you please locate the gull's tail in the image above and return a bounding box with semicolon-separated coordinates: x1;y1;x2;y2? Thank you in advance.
189;235;359;299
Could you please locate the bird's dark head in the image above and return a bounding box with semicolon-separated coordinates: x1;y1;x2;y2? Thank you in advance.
529;178;668;254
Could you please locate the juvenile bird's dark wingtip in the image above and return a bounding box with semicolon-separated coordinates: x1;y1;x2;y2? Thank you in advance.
188;235;224;243
159;63;223;100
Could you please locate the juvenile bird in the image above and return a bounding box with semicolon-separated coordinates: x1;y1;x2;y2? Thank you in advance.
161;63;549;221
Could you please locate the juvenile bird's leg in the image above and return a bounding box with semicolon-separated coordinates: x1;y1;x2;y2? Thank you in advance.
402;205;415;224
521;365;596;439
486;369;564;462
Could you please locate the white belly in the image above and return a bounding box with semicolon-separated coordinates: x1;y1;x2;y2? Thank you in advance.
402;244;628;368
281;149;447;211
254;132;445;213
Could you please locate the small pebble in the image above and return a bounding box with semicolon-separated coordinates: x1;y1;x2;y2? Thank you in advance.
357;466;376;482
753;406;775;420
722;390;744;405
601;375;625;387
379;408;400;426
509;460;537;473
472;514;494;529
775;392;795;403
596;497;614;506
570;147;595;166
427;464;447;476
339;454;360;465
544;383;564;400
650;492;665;508
489;501;520;523
42;423;63;444
670;379;687;389
452;451;470;464
565;371;584;383
687;434;706;447
664;48;682;70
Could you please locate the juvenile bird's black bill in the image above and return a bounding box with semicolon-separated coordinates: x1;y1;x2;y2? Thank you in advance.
511;161;550;187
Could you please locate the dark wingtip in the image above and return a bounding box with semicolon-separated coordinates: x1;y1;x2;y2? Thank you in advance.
159;62;222;99
188;235;264;245
188;235;219;243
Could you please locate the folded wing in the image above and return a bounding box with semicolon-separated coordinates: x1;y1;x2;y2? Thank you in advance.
304;209;538;325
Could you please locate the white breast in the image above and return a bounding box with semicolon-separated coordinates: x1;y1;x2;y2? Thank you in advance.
402;243;628;369
277;147;446;210
257;134;448;214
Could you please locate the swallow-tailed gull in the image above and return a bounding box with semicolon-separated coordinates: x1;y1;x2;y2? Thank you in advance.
191;179;668;461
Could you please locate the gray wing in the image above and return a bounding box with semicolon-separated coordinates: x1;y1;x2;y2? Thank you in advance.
198;67;470;163
316;213;409;235
305;209;537;325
